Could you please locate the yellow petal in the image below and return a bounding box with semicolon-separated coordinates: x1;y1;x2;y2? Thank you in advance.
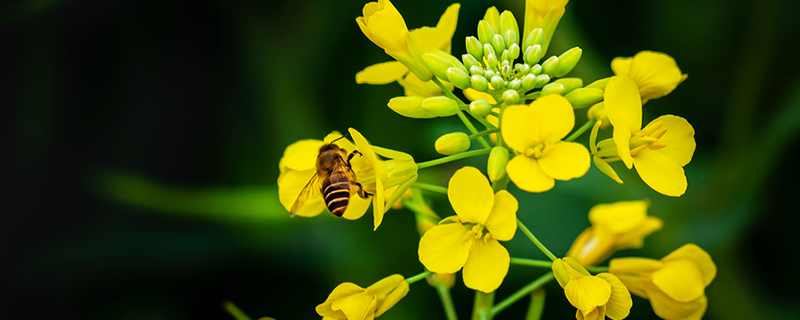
448;166;494;224
605;75;642;169
648;115;696;167
576;305;605;320
410;27;450;53
375;279;409;317
277;168;325;217
609;257;663;275
506;155;555;193
592;156;623;184
331;290;377;320
588;201;647;234
356;61;409;84
538;142;590;181
280;139;323;171
564;275;611;312
633;149;687;197
372;178;385;230
552;257;591;288
615;216;663;249
418;223;473;273
463;88;497;104
483;190;518;241
342;194;371;220
501;105;538;152
435;4;460;39
652;260;705;302
610;56;632;76
661;244;716;286
316;282;363;318
645;283;707;320
397;72;443;97
530;94;575;141
462;237;510;293
595;273;632;319
363;0;409;53
627;51;685;102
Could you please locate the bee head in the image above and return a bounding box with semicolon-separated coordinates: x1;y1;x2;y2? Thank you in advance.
319;143;342;153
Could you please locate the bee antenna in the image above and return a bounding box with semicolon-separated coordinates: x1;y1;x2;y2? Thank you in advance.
330;134;349;144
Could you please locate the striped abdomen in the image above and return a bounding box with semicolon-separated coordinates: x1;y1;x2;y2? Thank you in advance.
322;171;352;217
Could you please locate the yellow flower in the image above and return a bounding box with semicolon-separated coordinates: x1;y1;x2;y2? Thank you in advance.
610;244;716;320
523;0;569;53
552;257;632;320
316;274;409;320
594;75;696;197
611;51;687;103
418;166;518;293
356;4;459;97
277;129;418;230
502;95;590;193
566;200;663;266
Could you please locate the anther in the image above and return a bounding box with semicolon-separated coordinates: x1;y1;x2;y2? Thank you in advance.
648;142;667;150
630;144;648;156
652;127;668;139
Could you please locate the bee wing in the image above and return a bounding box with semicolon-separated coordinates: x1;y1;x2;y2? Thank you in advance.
290;171;323;216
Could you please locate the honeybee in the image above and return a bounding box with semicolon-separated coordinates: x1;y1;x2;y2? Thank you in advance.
291;137;372;217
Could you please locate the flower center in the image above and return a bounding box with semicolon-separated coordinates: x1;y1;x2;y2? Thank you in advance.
629;120;668;156
523;141;556;159
460;223;494;249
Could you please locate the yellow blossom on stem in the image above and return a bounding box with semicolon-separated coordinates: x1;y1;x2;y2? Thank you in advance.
502;94;590;193
566;200;663;266
595;75;696;196
610;244;716;320
611;51;687;103
523;0;569;54
316;274;409;320
418;166;518;293
356;2;460;94
277;129;418;230
552;257;633;320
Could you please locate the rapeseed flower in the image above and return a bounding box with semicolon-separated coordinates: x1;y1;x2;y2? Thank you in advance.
418;166;518;292
610;244;716;320
566;200;663;266
611;51;687;103
552;257;632;320
316;274;409;320
502;94;590;193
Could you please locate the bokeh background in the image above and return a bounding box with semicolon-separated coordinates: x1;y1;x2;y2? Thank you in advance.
3;0;800;319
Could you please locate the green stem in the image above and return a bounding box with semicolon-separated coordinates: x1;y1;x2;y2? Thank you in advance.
436;283;459;320
412;182;448;194
490;272;554;316
510;258;553;268
405;270;434;284
469;128;501;140
524;288;546;320
587;266;609;273
467;110;498;130
417;148;492;169
517;219;558;261
458;111;492;149
471;291;495;320
565;119;597;142
223;301;253;320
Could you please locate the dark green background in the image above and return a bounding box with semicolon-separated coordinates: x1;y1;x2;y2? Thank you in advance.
3;0;799;319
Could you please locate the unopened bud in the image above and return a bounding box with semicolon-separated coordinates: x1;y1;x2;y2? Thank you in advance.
483;44;496;61
587;77;610;90
501;64;512;78
508;43;520;61
553;78;583;94
487;146;510;182
462;54;481;71
555;47;582;77
491;75;505;90
477;20;496;44
434;50;467;73
565;88;604;109
486;53;499;69
422;96;459;117
541;56;559;76
491;34;506;57
509;79;521;90
499;10;519;45
471;75;489;92
530;64;542;76
540;82;564;96
503;89;519;104
466;36;484;62
534;74;550;88
387;96;433;118
447;67;472;90
422;53;454;81
435;132;471;155
519;63;530;75
500;50;509;64
470;99;492;117
524;28;544;50
524;44;543;65
470;65;485;77
521;73;536;91
484;69;496;80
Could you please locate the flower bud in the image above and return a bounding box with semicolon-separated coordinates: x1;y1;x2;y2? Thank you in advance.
387;96;434;118
433;50;467;73
477;20;496;44
499;10;519;45
521;73;536;91
491;34;506;58
524;44;543;65
541;56;559;76
501;64;512;78
500;50;509;64
502;89;519;104
435;132;471;155
523;28;544;50
471;75;489;92
530;64;542;76
484;69;496;80
469;65;485;77
565;88;604;109
588;102;610;129
553;78;583;94
422;96;459;117
555;47;582;77
490;75;505;90
508;43;520;61
509;79;521;91
462;54;481;71
470;99;492;117
486;53;499;70
587;77;610;90
487;146;509;182
540;82;564;96
534;74;550;88
422;53;454;81
483;43;496;60
447;67;472;90
466;36;484;62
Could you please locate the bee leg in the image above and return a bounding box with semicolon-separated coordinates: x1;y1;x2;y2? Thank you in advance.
346;150;363;167
353;182;372;199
